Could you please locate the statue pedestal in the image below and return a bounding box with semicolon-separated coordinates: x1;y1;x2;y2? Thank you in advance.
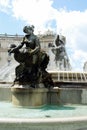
11;84;48;107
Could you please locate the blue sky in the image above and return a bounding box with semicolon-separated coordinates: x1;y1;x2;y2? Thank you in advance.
0;0;87;71
53;0;87;11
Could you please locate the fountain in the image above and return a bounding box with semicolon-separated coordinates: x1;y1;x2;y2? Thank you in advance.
0;25;87;130
8;25;54;107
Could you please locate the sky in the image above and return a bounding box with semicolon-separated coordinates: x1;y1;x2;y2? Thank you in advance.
0;0;87;71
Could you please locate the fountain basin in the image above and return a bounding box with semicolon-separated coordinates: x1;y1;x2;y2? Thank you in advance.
0;117;87;130
1;86;87;130
0;101;87;130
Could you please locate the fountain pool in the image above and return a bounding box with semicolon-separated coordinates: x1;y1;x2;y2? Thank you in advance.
0;101;87;119
0;102;87;130
0;86;87;130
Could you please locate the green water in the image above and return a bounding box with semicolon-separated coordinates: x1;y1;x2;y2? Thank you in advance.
0;101;87;118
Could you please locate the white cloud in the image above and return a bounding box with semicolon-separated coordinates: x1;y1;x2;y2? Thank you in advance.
0;0;87;71
0;0;12;13
11;0;56;33
0;0;10;7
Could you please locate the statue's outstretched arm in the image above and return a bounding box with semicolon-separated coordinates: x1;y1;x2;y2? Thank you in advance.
9;42;24;53
16;42;24;50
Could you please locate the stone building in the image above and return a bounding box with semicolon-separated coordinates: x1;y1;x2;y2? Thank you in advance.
0;31;55;67
0;31;71;71
0;34;23;67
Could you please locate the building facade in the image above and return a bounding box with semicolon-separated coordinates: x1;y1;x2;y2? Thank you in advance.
0;31;71;71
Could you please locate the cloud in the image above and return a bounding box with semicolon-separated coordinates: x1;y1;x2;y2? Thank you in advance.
0;0;12;13
11;0;57;33
0;0;87;71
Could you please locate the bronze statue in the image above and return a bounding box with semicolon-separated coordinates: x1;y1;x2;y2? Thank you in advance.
51;35;71;70
8;25;54;88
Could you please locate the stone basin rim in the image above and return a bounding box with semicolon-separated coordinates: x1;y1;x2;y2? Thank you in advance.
0;117;87;124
